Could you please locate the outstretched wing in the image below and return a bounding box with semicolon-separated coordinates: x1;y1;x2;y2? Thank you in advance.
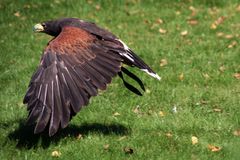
23;26;122;136
76;20;161;80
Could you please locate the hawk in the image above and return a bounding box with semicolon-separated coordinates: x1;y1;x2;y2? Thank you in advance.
24;18;160;136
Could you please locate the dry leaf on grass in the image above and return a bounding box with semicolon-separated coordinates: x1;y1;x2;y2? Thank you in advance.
165;132;173;138
233;73;240;79
159;111;165;117
236;5;240;12
187;19;198;25
87;0;93;4
156;18;163;24
123;147;134;154
113;112;121;116
118;136;127;141
160;59;168;67
233;129;240;136
208;144;222;152
14;11;20;17
51;150;61;157
76;134;83;140
216;32;224;37
211;23;217;29
133;105;140;114
189;6;197;17
228;41;237;48
179;73;184;81
225;34;234;39
159;28;167;34
176;11;181;15
203;73;210;79
219;65;225;72
210;16;226;29
181;30;188;36
143;19;150;24
191;136;198;145
146;89;151;94
213;108;222;112
95;5;101;10
103;144;110;150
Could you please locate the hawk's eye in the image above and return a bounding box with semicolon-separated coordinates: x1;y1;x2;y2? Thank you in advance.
42;23;46;28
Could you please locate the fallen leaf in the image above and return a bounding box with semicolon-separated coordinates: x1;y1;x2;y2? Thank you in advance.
210;23;217;29
144;19;150;24
208;144;222;152
215;16;226;25
203;73;210;79
195;102;200;106
165;132;173;138
51;150;61;157
189;6;196;11
133;105;140;114
118;136;127;141
213;108;222;112
160;59;168;67
216;32;224;37
187;19;198;25
113;112;120;116
146;89;151;94
208;7;219;15
14;11;20;17
76;134;83;140
159;28;167;34
219;65;225;72
87;0;93;4
189;6;197;17
210;16;226;29
123;147;134;154
176;11;181;15
236;5;240;12
103;144;110;150
234;73;240;79
191;136;198;145
159;111;165;117
225;34;234;39
233;129;240;136
181;30;188;36
95;5;101;10
228;41;237;48
156;18;163;24
179;73;184;81
200;100;208;105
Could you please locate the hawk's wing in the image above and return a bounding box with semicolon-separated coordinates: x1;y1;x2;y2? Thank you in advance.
23;26;122;136
76;20;161;80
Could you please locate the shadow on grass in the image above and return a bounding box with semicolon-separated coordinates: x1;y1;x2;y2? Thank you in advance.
8;120;130;149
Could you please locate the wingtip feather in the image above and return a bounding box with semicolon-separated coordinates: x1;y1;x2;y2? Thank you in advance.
141;69;161;81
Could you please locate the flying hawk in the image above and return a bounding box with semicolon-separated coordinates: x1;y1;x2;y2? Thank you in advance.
24;18;160;136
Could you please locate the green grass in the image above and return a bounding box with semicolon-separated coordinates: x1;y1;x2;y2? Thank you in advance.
0;0;240;159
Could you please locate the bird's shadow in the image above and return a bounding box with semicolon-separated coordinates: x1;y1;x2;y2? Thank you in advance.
8;120;130;149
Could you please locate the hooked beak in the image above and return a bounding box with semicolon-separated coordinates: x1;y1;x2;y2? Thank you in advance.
33;23;44;32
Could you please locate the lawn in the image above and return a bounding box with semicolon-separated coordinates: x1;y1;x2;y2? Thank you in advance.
0;0;240;159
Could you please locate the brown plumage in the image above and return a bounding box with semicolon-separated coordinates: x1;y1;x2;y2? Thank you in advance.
24;18;160;136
